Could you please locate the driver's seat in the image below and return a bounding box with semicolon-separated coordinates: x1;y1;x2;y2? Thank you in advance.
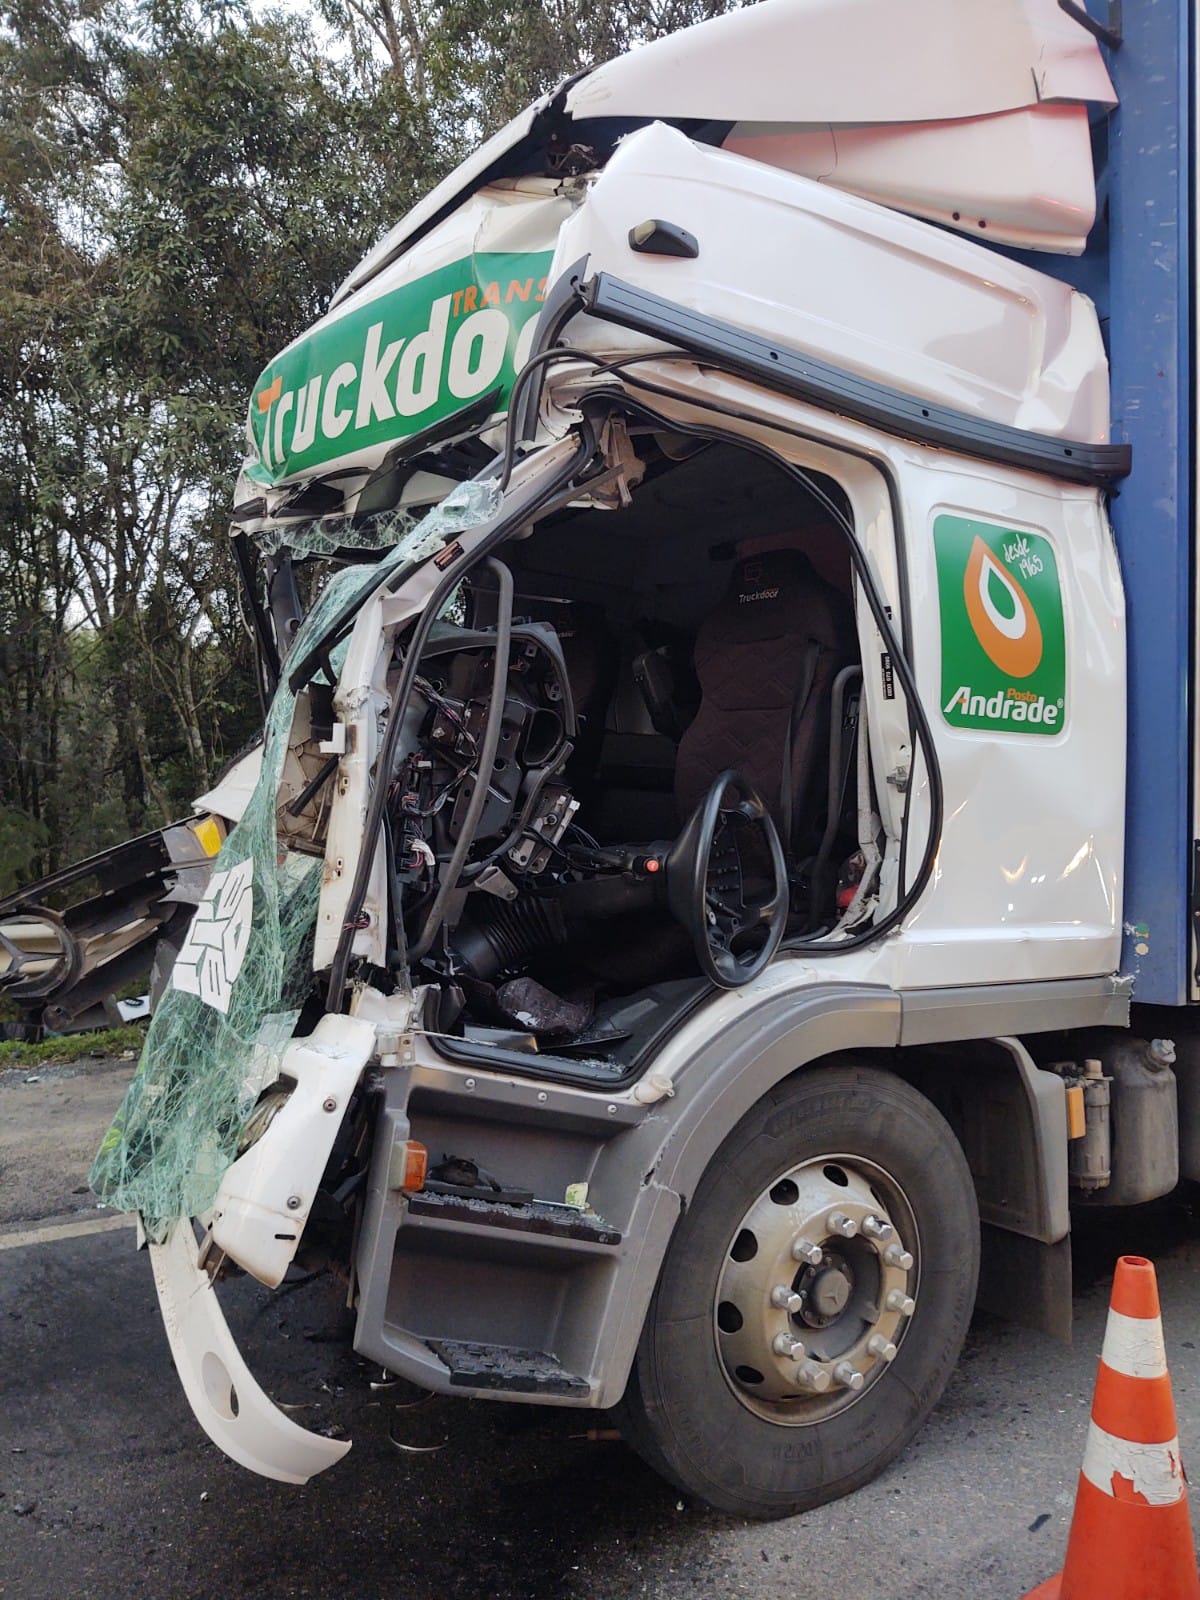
674;548;857;859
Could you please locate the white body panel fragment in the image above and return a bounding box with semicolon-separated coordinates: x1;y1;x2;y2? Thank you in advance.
193;745;264;826
210;1014;377;1286
723;102;1100;254
148;1220;351;1483
551;122;1111;441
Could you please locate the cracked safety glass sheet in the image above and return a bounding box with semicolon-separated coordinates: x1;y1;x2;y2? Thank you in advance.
90;481;501;1236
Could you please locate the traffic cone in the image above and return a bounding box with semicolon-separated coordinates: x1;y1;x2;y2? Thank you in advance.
1023;1254;1200;1599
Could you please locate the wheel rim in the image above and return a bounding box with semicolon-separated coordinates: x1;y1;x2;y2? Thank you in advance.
713;1153;920;1424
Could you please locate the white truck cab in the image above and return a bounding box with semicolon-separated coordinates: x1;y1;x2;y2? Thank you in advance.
78;0;1199;1519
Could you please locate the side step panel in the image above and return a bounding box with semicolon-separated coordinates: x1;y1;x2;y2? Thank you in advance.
353;1064;681;1409
406;1190;622;1247
427;1340;591;1397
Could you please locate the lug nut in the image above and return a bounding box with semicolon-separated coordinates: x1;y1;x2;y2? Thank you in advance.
833;1361;865;1391
862;1214;893;1241
772;1332;806;1359
867;1334;898;1362
886;1289;916;1316
796;1361;832;1393
884;1243;914;1270
826;1211;858;1238
791;1237;824;1265
770;1285;804;1313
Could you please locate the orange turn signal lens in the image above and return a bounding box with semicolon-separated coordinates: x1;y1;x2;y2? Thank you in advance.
398;1140;428;1192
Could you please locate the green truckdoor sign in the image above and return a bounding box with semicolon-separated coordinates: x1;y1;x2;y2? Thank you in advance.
934;513;1066;735
245;249;555;488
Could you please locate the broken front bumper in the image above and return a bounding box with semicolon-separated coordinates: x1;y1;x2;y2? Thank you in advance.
148;1220;350;1484
145;1012;379;1482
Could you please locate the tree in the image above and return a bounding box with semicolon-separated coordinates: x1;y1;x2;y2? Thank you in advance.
1;0;433;861
0;0;745;876
318;0;742;133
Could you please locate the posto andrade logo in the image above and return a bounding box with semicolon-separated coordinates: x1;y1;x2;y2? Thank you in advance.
934;514;1066;736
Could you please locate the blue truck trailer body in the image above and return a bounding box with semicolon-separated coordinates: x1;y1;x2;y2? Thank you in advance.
1051;0;1194;1003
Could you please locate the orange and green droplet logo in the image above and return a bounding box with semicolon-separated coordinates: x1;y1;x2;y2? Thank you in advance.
935;515;1065;735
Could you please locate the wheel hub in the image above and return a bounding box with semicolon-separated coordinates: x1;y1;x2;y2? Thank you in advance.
799;1259;854;1325
713;1155;918;1423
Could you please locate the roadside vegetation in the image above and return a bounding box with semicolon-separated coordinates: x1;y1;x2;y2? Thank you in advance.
0;1022;148;1070
1;0;739;893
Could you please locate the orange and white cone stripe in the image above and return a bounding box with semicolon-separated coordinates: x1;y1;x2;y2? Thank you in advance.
1023;1255;1200;1600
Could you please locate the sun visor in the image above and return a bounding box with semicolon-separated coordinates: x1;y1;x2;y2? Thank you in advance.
567;0;1114;254
723;102;1100;255
564;0;1116;125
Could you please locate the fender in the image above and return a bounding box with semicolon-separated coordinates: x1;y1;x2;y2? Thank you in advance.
587;974;1120;1397
587;976;901;1404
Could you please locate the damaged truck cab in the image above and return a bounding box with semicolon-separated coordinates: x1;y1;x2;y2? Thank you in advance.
82;0;1199;1519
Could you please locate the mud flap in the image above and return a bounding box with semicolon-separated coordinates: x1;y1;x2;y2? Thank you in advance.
977;1226;1073;1343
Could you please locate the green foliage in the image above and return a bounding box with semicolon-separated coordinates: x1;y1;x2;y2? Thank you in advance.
0;1021;148;1068
0;807;50;895
1;0;416;859
0;0;743;884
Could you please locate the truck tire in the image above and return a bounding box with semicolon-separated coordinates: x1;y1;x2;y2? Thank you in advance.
617;1061;979;1518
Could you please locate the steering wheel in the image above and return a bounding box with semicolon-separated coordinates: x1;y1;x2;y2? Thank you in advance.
666;771;788;989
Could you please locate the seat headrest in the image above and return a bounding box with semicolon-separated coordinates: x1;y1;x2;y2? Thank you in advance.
712;549;823;645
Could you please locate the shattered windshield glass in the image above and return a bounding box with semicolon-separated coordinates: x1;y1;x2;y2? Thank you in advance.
251;477;503;561
90;475;503;1237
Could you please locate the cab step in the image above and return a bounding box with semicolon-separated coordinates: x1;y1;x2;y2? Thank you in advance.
426;1339;591;1396
406;1189;621;1246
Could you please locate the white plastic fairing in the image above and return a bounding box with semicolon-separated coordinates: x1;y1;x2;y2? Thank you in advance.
193;744;264;827
723;103;1099;255
148;1220;351;1483
330;0;1114;310
564;0;1115;125
571;0;1112;252
210;1013;376;1287
549;122;1110;443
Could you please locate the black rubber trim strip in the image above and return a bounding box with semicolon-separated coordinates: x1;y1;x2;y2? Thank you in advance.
573;272;1131;488
513;253;590;443
231;530;280;698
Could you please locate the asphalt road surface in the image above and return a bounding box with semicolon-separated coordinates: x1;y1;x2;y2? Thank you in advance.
2;1058;1199;1600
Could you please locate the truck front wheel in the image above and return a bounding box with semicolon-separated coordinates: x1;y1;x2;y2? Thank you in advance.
618;1061;980;1518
